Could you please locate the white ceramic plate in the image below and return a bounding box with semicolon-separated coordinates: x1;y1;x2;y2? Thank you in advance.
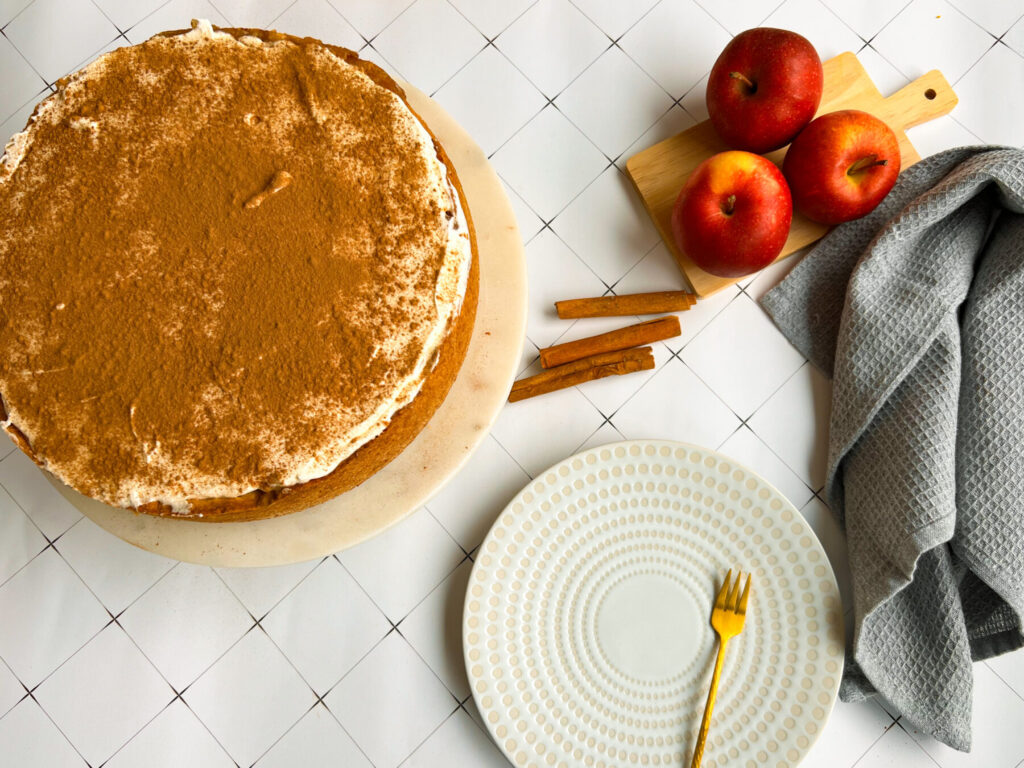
464;440;844;768
46;83;527;566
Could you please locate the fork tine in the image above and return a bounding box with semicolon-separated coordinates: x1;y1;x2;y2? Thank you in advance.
726;570;742;612
715;569;732;610
738;574;752;614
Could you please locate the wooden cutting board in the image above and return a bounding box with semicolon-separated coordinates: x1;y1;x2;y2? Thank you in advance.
625;52;958;296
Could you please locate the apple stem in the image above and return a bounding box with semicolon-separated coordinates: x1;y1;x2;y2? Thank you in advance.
729;71;756;94
847;154;888;175
723;194;736;216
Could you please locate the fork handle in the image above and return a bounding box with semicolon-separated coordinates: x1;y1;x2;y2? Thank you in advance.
690;637;728;768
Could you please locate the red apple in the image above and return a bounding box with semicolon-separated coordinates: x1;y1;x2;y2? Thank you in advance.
782;109;901;225
671;150;793;278
706;28;823;153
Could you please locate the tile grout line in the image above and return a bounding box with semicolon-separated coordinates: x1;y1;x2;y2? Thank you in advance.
393;700;463;767
442;0;539;44
592;289;746;424
25;687;96;768
212;556;326;625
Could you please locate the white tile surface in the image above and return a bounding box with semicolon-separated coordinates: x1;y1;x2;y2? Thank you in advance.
325;0;412;40
519;228;606;348
432;46;546;157
55;519;175;615
619;0;731;99
748;362;832;490
1005;16;1024;59
325;632;455;768
34;624;173;766
619;103;697;170
718;424;814;508
447;0;536;39
0;698;86;768
0;450;82;540
570;0;659;39
987;651;1024;702
0;548;108;687
556;45;673;160
0;33;45;123
495;0;609;98
91;0;165;31
262;557;390;694
857;722;936;767
827;0;912;41
426;434;530;551
678;71;711;121
215;558;321;619
257;704;372;768
491;381;606;476
577;419;626;451
693;0;782;37
373;0;485;95
0;487;47;585
124;1;230;43
551;164;661;285
210;0;293;27
105;699;235;768
856;42;913;97
404;707;509;767
399;559;472;698
500;178;545;241
680;293;806;418
800;698;893;768
337;507;464;621
491;104;609;220
951;43;1024;147
946;0;1022;37
270;0;365;49
0;658;25;719
905;114;983;158
3;0;118;82
2;3;1021;765
0;0;34;28
184;629;312;767
760;0;865;59
872;0;994;82
611;357;741;447
119;564;253;690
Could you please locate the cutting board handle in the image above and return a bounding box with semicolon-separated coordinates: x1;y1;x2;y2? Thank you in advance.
880;69;958;131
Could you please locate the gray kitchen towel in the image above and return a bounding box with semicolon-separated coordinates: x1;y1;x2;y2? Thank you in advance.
760;146;1024;751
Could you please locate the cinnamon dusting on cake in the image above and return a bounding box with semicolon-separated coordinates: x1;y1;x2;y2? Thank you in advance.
0;21;472;511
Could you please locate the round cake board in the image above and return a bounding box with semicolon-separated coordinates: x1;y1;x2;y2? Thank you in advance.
49;84;528;567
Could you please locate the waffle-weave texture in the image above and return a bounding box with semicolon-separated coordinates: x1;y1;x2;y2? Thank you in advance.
762;147;1024;751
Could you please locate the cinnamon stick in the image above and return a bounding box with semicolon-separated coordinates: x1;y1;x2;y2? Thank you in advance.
539;316;680;369
509;347;655;402
555;290;696;319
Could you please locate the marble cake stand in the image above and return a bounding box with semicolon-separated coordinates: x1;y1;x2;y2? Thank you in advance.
48;84;528;567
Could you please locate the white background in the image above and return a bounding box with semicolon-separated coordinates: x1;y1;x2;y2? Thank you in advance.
1;0;1023;766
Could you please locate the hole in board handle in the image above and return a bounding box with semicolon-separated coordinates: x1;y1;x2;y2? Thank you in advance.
925;88;937;100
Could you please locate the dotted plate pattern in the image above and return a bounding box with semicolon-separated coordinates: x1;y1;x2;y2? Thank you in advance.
464;440;844;768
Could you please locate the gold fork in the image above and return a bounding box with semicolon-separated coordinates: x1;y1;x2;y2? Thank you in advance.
690;569;752;768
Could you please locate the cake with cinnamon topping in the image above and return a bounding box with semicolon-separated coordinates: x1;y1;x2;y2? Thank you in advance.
0;20;478;521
